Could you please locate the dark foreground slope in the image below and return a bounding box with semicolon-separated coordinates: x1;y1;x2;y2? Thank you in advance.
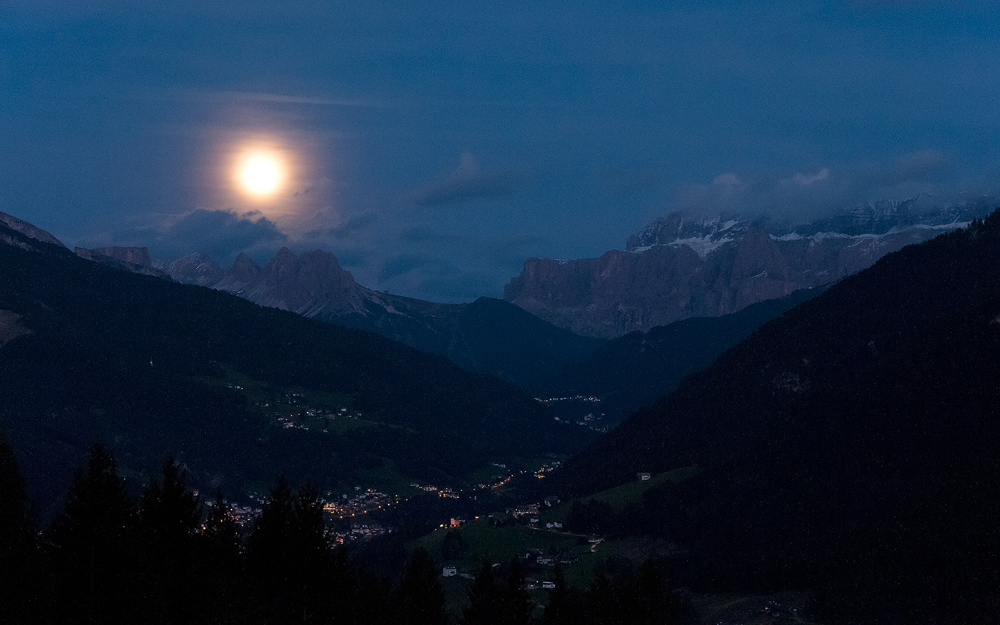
532;286;825;424
559;212;1000;623
158;247;604;388
319;294;604;388
0;222;590;515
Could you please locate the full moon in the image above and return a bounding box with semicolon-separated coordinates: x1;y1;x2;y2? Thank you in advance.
235;150;285;197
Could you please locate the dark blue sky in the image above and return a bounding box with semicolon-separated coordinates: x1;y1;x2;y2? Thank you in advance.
3;1;999;301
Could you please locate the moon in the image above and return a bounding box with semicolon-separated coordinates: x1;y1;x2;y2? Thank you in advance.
235;150;285;197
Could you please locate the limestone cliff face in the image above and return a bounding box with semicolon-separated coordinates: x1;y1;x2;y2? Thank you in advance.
212;252;260;293
504;226;800;338
158;253;224;287
0;211;65;250
505;199;994;338
159;247;601;388
75;246;169;278
208;248;368;317
88;246;152;267
235;248;368;317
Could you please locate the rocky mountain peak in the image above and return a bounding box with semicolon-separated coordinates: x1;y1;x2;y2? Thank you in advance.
626;212;749;257
626;212;685;249
157;253;224;287
214;248;366;317
75;246;168;278
506;198;996;338
211;253;260;293
86;246;153;268
0;211;65;249
260;248;353;286
230;252;260;276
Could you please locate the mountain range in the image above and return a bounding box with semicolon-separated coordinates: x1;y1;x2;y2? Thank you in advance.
0;213;591;516
5;201;1000;621
67;198;994;429
68;197;993;400
505;196;996;337
557;209;1000;622
75;241;833;429
94;247;602;390
530;285;825;425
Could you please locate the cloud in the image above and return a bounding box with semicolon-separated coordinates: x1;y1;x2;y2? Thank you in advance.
888;149;948;183
595;168;666;196
302;210;378;241
497;233;546;252
376;252;501;302
712;172;744;188
848;0;941;8
379;255;431;282
115;209;287;264
162;89;392;109
676;172;751;215
398;227;463;244
409;152;522;207
675;150;956;222
785;168;831;187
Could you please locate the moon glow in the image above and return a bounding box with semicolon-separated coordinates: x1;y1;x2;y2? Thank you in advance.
235;150;285;197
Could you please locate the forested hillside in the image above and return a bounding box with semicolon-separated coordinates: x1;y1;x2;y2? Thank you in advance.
557;211;1000;623
0;222;590;514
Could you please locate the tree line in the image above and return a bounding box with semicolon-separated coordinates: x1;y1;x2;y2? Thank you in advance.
0;437;690;624
463;558;694;625
0;439;432;624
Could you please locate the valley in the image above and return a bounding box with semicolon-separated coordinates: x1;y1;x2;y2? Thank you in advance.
3;205;1000;623
7;4;998;623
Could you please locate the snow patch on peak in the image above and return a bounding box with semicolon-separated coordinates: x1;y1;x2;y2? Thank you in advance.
670;235;734;258
628;234;735;258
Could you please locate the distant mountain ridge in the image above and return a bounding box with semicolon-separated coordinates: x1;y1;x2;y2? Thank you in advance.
505;196;996;337
557;209;1000;621
75;246;169;279
0;215;591;515
154;248;603;388
531;285;826;426
85;242;834;426
0;211;65;250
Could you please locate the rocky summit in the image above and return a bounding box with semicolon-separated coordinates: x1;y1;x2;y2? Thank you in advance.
154;247;601;388
504;196;996;338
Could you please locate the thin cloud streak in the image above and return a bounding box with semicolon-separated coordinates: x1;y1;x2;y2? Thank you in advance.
676;150;958;223
153;88;396;109
408;152;524;207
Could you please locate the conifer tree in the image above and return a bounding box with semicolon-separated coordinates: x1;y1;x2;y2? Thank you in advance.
345;558;396;625
247;479;339;624
460;560;501;625
441;529;466;560
246;477;298;623
399;547;448;625
633;558;670;625
0;432;38;625
462;558;535;625
137;457;202;624
540;569;581;625
198;491;245;624
585;570;624;625
294;485;335;624
500;558;533;625
46;444;138;625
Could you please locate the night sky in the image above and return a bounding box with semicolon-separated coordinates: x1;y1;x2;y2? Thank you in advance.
3;1;999;302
